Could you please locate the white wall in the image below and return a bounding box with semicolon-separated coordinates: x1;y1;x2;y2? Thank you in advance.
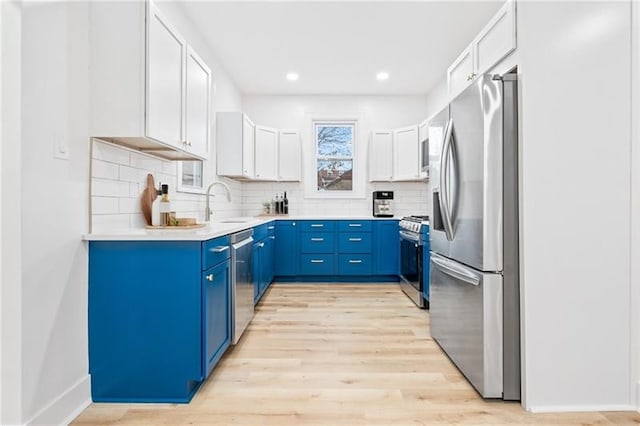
1;2;23;424
20;2;92;424
242;95;431;217
517;1;632;411
632;1;640;411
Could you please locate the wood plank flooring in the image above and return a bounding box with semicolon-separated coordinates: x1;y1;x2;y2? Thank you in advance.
73;284;640;425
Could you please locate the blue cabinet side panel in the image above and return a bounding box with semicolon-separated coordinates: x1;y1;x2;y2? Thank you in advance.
89;241;202;402
203;260;231;378
274;221;298;276
373;220;400;276
422;227;431;304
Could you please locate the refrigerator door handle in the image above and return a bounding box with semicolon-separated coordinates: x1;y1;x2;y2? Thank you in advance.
439;119;455;241
431;255;481;286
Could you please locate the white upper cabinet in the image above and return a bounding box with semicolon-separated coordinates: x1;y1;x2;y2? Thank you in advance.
278;130;302;182
447;0;516;100
369;130;393;182
217;112;254;178
447;45;475;101
89;1;210;161
254;125;278;180
146;4;185;149
393;125;421;181
185;46;211;159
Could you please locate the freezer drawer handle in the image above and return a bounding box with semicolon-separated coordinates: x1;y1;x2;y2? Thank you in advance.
432;256;480;286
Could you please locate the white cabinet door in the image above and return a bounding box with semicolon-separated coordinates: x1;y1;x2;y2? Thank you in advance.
369;130;393;182
393;125;420;181
475;0;516;75
447;45;475;100
254;125;278;180
185;46;211;159
278;130;301;181
146;2;186;149
242;115;255;177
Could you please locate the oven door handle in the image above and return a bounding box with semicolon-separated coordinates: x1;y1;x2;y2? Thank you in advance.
399;230;421;244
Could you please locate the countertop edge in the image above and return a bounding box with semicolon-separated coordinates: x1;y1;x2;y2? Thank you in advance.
83;216;402;242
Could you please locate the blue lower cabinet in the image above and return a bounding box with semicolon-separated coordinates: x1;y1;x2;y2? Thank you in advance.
338;232;372;253
300;254;335;275
422;227;431;306
373;220;400;276
203;260;231;378
300;232;335;253
274;221;298;276
338;254;372;275
89;237;231;403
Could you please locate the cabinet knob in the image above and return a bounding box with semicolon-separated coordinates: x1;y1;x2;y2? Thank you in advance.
206;274;214;281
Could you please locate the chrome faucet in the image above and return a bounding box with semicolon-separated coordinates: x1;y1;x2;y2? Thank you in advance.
205;181;232;222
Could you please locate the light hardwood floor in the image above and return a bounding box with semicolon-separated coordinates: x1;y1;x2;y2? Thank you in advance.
73;284;640;425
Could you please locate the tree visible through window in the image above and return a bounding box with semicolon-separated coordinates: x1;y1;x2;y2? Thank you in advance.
315;122;354;191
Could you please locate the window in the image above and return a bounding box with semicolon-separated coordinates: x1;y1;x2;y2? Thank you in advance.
315;122;355;192
177;160;204;194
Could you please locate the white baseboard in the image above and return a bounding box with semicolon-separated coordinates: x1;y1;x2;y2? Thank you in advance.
25;375;91;426
527;404;636;413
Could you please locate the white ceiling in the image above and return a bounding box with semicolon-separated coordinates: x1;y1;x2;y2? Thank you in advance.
178;1;503;96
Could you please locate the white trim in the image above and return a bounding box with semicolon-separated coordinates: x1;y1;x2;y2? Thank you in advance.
303;113;366;200
631;0;640;412
25;375;91;426
527;404;636;414
177;160;205;194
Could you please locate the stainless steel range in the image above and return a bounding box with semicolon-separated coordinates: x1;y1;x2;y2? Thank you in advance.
399;215;429;308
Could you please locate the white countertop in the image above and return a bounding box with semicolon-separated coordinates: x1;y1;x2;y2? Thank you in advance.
83;216;400;241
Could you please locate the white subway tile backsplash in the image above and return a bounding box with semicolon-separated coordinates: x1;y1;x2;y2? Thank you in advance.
92;179;130;197
130;152;164;173
119;197;141;214
119;165;140;183
161;161;177;175
92;160;119;180
92;140;131;164
92;196;120;214
92;214;131;233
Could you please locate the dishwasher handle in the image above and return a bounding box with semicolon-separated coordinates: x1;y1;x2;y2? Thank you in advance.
232;236;254;250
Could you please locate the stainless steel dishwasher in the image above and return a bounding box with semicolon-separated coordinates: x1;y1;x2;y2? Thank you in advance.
230;229;254;344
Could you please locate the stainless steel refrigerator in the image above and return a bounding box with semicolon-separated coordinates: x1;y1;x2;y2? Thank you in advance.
428;73;520;400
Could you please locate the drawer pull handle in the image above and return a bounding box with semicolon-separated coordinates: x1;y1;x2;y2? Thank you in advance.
206;274;214;281
258;242;265;248
211;246;229;253
348;224;362;227
348;238;362;242
349;260;363;264
270;236;275;240
267;226;275;230
311;224;324;228
311;238;324;242
310;259;324;264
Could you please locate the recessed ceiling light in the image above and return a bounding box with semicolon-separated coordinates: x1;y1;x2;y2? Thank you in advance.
286;72;299;81
376;72;389;81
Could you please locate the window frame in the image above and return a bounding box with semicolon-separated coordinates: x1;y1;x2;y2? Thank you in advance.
315;122;355;193
304;114;365;200
176;160;205;194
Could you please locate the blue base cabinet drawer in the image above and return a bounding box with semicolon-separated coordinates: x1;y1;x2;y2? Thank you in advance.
202;235;231;270
299;221;336;232
301;233;335;253
338;233;372;253
338;254;373;275
300;254;335;275
338;221;372;232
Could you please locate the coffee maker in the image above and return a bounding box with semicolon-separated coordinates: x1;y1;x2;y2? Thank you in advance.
372;191;394;217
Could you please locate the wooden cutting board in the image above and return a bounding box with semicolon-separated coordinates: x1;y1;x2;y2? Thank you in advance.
140;174;157;226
